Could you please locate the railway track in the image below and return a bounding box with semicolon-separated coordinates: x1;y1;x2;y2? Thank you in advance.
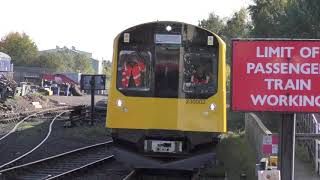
0;141;114;180
0;106;72;139
0;110;70;169
121;169;196;180
122;168;227;180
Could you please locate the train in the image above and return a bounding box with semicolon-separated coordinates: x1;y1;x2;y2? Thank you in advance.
106;21;226;169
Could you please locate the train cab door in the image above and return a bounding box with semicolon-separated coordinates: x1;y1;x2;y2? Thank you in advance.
154;45;180;98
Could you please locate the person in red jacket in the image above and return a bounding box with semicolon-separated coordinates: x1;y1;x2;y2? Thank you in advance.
191;66;210;84
121;54;145;88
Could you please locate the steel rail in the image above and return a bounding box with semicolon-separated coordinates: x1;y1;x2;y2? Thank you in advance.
0;141;113;180
46;155;114;180
0;106;72;141
0;110;69;169
122;170;136;180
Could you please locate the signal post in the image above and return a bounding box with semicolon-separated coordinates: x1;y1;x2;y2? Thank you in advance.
231;39;320;180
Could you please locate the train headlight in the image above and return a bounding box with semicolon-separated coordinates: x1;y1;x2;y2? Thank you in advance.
166;25;172;32
209;103;216;111
116;99;123;107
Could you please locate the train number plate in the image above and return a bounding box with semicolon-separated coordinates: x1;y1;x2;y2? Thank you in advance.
144;140;182;153
186;99;206;104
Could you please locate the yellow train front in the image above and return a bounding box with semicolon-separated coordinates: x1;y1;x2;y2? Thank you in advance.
107;21;226;169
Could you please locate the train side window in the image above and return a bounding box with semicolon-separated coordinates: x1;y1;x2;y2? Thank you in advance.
182;52;217;94
117;50;151;91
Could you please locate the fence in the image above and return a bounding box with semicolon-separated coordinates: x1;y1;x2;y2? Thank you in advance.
245;113;274;160
296;113;320;175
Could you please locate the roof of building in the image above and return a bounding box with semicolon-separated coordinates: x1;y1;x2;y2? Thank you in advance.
0;52;11;61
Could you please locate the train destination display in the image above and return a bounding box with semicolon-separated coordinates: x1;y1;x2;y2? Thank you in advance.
232;40;320;112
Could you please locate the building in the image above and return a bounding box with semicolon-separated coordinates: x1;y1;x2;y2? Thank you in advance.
0;52;13;79
13;66;55;84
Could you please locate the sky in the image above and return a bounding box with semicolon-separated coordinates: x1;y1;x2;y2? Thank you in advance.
0;0;251;61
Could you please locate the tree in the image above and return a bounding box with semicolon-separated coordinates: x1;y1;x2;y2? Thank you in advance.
223;8;251;41
74;53;94;74
249;0;320;38
199;9;251;64
102;60;112;89
38;49;94;73
0;32;38;66
198;12;226;37
249;0;288;37
38;52;65;71
284;0;320;38
199;10;251;92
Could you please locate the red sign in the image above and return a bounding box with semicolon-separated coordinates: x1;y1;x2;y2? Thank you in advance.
232;39;320;112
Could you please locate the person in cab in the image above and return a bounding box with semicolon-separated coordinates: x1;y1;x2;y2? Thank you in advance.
121;54;145;88
191;66;210;85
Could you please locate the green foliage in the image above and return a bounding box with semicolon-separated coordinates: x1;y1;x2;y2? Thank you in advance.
102;60;112;89
215;132;256;180
199;9;251;91
249;0;320;38
199;9;251;64
74;53;94;74
284;0;320;38
0;32;94;73
38;52;65;71
199;13;226;37
223;8;251;41
249;0;288;37
0;32;38;66
38;49;94;73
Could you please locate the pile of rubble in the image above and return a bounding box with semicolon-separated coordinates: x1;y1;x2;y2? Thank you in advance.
0;74;17;101
0;103;13;112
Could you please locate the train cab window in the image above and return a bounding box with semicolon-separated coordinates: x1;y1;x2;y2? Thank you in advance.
155;46;180;98
117;51;151;91
183;52;218;95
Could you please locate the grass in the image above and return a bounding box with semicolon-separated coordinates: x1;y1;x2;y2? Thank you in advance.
63;122;111;141
20;123;35;130
215;132;257;180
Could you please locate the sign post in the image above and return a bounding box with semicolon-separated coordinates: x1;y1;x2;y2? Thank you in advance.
80;74;106;125
232;39;320;180
279;113;295;180
90;77;95;125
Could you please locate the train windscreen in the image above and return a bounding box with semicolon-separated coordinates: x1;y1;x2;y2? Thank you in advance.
116;22;218;99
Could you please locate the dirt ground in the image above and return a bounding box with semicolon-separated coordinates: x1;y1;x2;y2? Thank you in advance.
48;95;106;106
0;94;56;115
0;94;132;179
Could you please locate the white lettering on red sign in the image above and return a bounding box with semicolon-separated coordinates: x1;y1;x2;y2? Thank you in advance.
232;40;320;112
